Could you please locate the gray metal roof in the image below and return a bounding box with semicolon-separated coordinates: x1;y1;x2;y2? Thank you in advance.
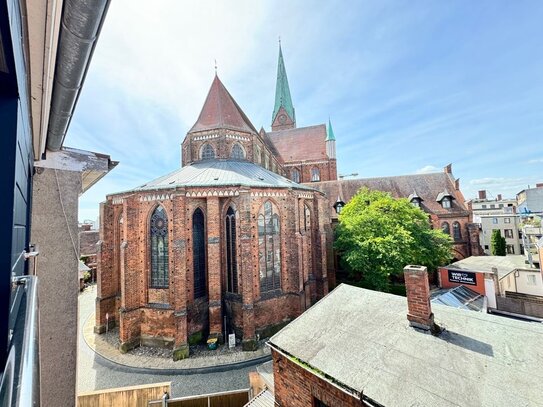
269;284;543;407
446;255;534;279
127;160;316;192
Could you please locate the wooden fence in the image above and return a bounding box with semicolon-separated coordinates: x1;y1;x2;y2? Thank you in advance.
148;389;249;407
78;382;171;407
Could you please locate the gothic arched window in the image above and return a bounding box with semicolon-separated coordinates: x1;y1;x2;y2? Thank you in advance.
292;169;300;183
225;207;238;293
254;146;261;164
258;201;281;292
453;221;462;241
231;144;245;160
311;167;320;182
193;208;207;298
150;206;169;288
441;222;450;236
201;144;215;160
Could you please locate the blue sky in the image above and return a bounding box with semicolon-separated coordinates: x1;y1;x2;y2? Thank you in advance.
70;0;543;223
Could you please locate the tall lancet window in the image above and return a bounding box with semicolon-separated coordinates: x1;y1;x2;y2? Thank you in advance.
193;208;207;298
225;207;238;293
258;201;281;292
150;206;169;288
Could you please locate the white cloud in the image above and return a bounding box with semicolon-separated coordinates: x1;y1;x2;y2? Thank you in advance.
415;165;440;174
528;158;543;164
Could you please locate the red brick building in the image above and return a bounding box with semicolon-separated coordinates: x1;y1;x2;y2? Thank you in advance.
95;58;333;359
313;164;483;262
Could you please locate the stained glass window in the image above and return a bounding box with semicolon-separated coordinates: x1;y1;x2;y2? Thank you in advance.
453;222;462;241
225;207;238;293
193;208;207;298
258;201;281;292
231;144;245;160
441;222;450;236
311;167;320;182
291;169;300;183
255;146;261;164
201;144;215;160
150;206;169;288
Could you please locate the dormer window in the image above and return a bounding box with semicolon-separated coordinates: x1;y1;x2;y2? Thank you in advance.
408;191;423;208
436;190;454;209
201;143;215;160
333;197;345;214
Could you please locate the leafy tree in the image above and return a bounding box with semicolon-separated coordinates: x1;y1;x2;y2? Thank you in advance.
490;229;506;256
334;188;453;291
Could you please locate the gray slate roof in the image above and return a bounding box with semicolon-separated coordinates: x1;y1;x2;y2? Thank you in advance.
126;160;315;192
269;284;543;407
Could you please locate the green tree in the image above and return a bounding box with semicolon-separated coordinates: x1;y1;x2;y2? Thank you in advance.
490;229;506;256
334;188;453;292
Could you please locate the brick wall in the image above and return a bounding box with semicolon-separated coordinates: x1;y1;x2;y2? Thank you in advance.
272;349;362;407
96;186;329;355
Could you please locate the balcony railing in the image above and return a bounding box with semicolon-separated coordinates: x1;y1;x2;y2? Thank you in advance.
0;275;40;406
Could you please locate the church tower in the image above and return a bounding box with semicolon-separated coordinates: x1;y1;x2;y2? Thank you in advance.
326;118;336;159
271;44;296;131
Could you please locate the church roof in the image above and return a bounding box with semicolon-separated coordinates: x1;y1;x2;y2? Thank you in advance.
268;124;328;162
313;172;468;217
189;75;258;134
128;160;316;192
272;45;295;123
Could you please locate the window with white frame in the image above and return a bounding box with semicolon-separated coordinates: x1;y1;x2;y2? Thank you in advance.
527;274;537;286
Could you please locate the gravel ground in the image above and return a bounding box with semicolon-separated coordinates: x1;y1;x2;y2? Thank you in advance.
77;286;256;397
101;325;268;360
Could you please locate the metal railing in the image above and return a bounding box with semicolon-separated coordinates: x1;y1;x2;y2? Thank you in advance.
0;275;40;406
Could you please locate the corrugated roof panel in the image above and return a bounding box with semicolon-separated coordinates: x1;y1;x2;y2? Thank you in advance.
244;389;276;407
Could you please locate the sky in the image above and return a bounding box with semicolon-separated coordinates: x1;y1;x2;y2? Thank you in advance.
70;0;543;223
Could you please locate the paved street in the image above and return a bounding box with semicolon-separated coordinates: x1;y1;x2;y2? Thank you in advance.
77;286;255;397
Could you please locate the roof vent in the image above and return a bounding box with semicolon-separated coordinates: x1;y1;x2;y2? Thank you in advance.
258;177;265;181
214;177;219;180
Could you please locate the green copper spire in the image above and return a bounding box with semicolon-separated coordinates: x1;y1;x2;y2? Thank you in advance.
272;44;295;123
326;118;336;141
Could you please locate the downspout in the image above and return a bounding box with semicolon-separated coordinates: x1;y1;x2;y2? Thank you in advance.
46;0;110;152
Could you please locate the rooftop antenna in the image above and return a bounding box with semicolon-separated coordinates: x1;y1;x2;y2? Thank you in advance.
214;59;217;75
279;35;281;45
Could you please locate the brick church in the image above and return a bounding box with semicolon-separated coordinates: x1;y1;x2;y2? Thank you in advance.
96;45;481;360
95;45;336;359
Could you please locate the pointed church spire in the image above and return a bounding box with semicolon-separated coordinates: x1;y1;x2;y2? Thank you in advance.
326;118;336;141
271;42;296;130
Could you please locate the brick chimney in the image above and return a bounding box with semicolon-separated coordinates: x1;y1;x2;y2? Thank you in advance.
478;190;487;200
536;183;543;188
404;265;440;334
80;224;92;232
497;194;502;201
444;164;452;174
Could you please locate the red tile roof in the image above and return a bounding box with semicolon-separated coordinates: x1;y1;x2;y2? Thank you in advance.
189;75;258;134
267;124;328;162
